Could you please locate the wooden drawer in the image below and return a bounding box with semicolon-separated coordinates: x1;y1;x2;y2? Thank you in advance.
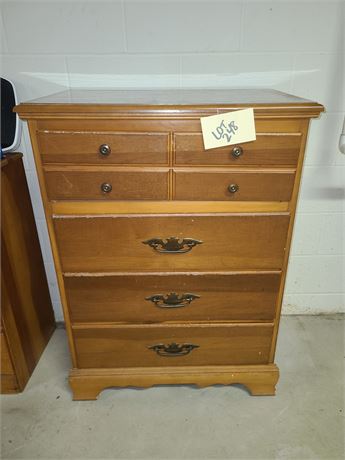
54;214;290;272
65;272;281;323
45;168;169;200
174;133;301;166
174;169;295;201
73;323;274;368
38;131;169;165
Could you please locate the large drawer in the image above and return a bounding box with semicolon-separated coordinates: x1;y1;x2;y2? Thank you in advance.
45;168;169;200
173;169;295;201
65;272;281;323
54;214;290;272
38;131;169;165
174;133;301;166
73;323;274;368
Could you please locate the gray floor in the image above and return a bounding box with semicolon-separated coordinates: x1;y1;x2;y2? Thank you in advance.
1;316;344;460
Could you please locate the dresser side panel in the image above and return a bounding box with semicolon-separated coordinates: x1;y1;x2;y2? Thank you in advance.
269;118;311;361
27;121;78;366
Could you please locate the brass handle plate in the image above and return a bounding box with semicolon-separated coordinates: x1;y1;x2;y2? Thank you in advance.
148;342;199;357
99;144;111;156
231;146;243;158
101;182;112;193
145;292;200;308
143;237;203;253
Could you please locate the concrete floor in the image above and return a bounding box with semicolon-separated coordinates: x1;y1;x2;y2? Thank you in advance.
1;316;344;460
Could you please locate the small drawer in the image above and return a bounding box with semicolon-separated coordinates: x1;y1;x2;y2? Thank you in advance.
37;131;169;165
174;133;301;166
54;214;290;272
73;323;274;368
65;272;281;323
173;169;295;201
44;168;169;200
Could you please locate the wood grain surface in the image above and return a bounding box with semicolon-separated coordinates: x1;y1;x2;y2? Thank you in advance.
54;214;290;272
65;272;281;323
1;154;55;392
173;169;295;201
45;168;169;200
38;131;169;165
69;364;279;400
73;323;274;368
174;133;301;166
0;333;15;375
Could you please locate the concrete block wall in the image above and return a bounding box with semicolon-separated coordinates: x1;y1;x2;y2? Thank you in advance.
1;0;344;320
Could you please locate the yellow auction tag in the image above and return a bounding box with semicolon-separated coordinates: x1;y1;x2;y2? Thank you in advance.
200;108;256;150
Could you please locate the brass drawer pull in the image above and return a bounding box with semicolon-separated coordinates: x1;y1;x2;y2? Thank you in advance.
148;342;199;357
143;236;202;253
101;182;112;193
99;144;111;156
145;292;200;308
228;183;239;194
231;146;243;158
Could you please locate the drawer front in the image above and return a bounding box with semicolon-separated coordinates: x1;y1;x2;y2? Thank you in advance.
45;169;169;200
73;323;274;368
174;133;301;166
54;214;290;272
174;170;295;201
65;273;281;323
38;131;169;165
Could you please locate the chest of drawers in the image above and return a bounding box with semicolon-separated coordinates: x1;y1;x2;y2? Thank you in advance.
16;89;323;400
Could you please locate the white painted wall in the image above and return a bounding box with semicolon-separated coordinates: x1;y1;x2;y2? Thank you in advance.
1;0;344;321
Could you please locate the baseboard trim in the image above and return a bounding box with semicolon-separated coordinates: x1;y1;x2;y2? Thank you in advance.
69;364;279;400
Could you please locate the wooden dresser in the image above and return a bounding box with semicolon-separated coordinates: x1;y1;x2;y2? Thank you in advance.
1;153;55;393
15;89;323;400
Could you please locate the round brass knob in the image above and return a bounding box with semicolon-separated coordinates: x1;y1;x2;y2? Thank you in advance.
101;183;112;193
231;146;243;158
99;144;111;156
228;183;239;194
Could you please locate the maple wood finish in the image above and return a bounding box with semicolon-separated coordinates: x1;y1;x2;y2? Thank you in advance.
15;89;323;400
38;131;169;165
69;365;279;400
65;272;281;323
173;169;295;201
174;133;301;166
73;323;274;368
0;333;14;375
45;168;169;200
1;154;55;393
54;214;289;272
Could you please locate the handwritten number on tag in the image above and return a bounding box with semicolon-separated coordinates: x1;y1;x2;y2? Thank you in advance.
212;120;238;143
200;108;255;150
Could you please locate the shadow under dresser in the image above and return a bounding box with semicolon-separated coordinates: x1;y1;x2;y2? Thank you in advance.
15;89;324;400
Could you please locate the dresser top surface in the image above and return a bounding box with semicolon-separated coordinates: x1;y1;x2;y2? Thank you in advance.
19;88;317;106
15;88;324;119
